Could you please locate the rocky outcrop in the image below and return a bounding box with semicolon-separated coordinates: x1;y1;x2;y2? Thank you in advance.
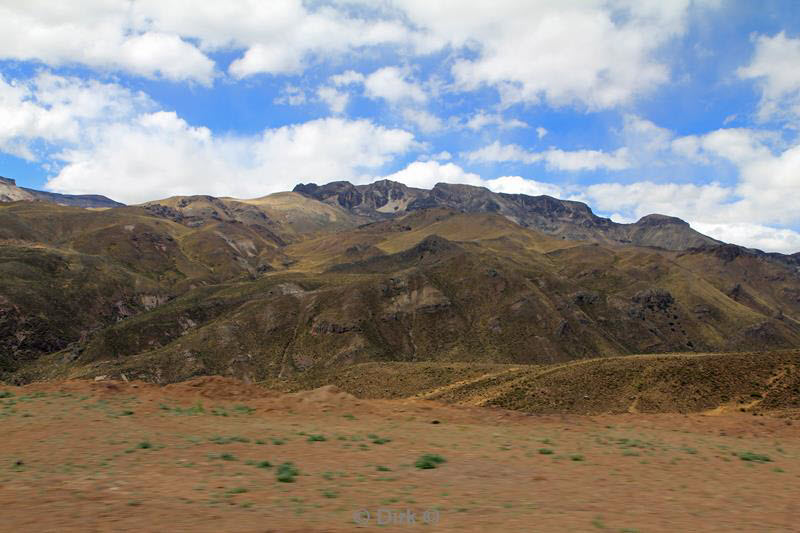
294;180;720;252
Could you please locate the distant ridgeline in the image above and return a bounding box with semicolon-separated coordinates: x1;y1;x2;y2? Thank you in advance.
0;175;124;208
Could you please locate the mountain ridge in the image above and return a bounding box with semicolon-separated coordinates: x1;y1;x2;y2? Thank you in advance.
0;176;124;208
2;191;800;385
292;179;721;252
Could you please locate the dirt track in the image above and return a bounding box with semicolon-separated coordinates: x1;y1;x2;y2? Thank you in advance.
2;377;799;532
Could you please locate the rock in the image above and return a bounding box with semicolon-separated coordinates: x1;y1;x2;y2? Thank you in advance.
632;288;674;311
573;291;600;305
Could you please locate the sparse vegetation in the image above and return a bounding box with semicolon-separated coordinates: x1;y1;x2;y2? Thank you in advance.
415;454;446;469
738;452;772;463
276;462;299;482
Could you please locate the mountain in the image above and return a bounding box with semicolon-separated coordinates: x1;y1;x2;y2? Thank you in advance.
2;179;799;385
293;180;720;251
0;176;123;208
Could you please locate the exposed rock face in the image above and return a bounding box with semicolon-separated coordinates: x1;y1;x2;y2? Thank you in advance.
294;180;719;251
632;289;675;311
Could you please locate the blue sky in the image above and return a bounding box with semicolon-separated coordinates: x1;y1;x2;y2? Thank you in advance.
1;1;799;252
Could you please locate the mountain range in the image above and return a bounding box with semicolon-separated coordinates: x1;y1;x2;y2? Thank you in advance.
1;177;799;385
0;176;123;208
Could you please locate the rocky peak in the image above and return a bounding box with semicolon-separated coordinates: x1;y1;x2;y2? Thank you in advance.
635;214;690;227
0;176;16;186
293;181;362;209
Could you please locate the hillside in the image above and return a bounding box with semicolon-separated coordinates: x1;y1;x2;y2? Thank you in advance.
293;180;721;250
0;176;123;208
1;180;799;385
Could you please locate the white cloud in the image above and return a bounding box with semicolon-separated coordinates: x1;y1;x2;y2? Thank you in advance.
317;86;349;114
483;175;563;197
0;72;153;160
377;161;482;189
402;109;444;133
466;142;543;164
465;111;528;131
667;128;800;226
0;1;699;110
621;115;673;156
738;32;800;123
364;67;427;104
692;222;800;254
0;3;214;84
375;161;562;198
45;115;418;204
583;181;734;222
466;141;631;171
138;1;414;79
273;85;307;106
579;129;800;253
331;70;366;86
396;0;694;109
544;148;631;171
536;127;548;139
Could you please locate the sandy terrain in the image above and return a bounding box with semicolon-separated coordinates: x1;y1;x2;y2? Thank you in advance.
1;377;798;532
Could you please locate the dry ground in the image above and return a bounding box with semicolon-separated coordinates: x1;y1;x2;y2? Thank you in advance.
1;377;799;532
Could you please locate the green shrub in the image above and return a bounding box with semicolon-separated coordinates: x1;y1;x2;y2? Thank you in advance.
415;454;446;469
277;462;299;482
738;452;771;463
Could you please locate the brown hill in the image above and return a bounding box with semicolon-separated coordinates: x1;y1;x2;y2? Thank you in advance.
294;180;720;250
0;176;123;208
1;179;799;386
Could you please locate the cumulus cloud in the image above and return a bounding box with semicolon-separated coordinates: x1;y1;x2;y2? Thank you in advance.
0;1;697;110
583;181;734;222
330;70;366;86
396;0;693;109
577;125;800;253
738;32;800;123
377;161;482;189
465;111;528;131
364;67;427;104
466;141;631;171
0;72;154;160
45;115;418;204
0;3;214;84
273;85;307;106
482;175;563;197
374;160;562;198
669;128;800;226
402;109;444;133
317;87;349;114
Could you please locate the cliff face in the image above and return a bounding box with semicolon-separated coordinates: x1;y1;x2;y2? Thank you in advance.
294;180;719;251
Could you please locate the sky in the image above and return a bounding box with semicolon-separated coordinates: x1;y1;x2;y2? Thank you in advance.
1;1;800;253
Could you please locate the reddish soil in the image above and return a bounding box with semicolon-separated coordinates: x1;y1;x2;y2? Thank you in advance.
1;377;798;532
